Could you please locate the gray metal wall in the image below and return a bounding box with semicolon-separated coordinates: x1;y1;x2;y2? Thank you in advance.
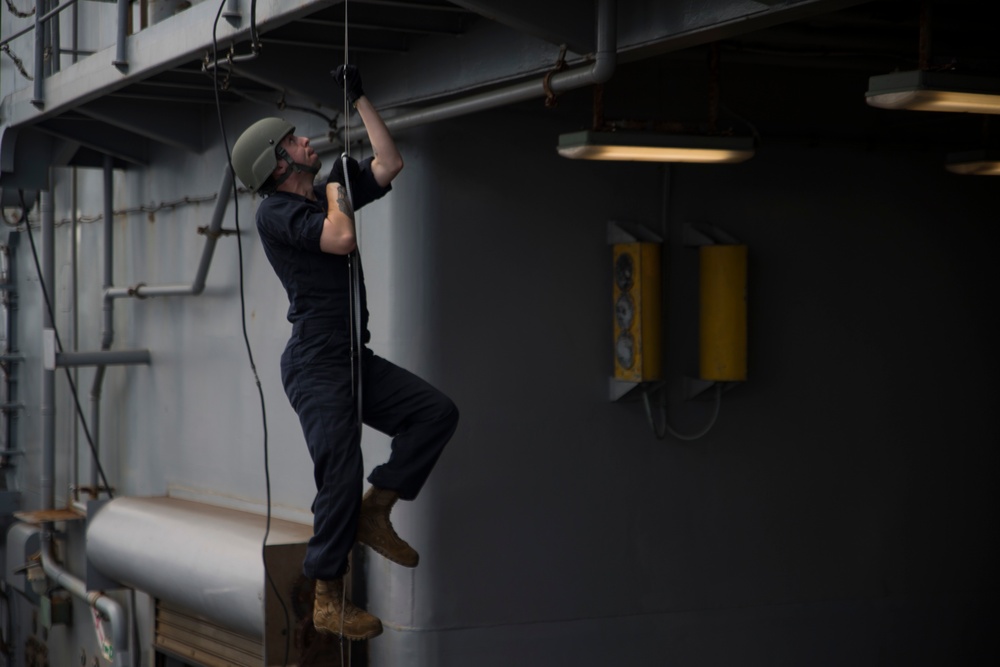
3;20;998;667
361;102;998;664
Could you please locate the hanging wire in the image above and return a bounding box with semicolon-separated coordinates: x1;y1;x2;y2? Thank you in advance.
343;0;351;154
340;5;352;660
210;1;289;664
642;382;723;441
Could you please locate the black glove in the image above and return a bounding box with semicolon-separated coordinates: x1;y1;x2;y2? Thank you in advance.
327;154;360;189
333;64;365;106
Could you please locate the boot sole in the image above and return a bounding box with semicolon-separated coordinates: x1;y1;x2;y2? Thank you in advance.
315;623;384;641
357;538;419;568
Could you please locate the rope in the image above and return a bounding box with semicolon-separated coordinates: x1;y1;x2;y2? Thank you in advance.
344;0;351;153
3;0;34;18
341;5;355;665
341;0;363;432
542;45;568;108
1;43;33;81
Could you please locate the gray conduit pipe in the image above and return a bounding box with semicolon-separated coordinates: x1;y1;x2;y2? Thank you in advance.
104;164;234;300
40;182;131;667
90;155;114;491
31;1;44;107
114;0;128;69
317;0;617;150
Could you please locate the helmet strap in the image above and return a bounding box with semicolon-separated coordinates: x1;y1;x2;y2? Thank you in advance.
274;146;320;187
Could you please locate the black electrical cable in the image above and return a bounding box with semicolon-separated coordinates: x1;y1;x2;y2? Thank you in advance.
211;2;290;664
17;192;115;500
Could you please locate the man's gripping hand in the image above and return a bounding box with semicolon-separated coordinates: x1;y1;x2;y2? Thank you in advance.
333;64;365;106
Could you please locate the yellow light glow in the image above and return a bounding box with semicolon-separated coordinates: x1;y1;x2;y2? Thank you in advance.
866;71;1000;114
868;90;1000;114
946;160;1000;176
558;144;754;163
556;131;755;164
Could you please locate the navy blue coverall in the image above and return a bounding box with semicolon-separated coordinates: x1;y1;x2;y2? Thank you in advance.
256;156;459;581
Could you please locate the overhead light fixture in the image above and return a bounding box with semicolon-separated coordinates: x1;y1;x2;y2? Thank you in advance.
945;149;1000;176
559;44;754;165
866;70;1000;114
558;130;755;164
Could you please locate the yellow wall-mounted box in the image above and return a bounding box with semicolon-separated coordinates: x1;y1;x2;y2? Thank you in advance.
699;244;747;382
612;242;662;382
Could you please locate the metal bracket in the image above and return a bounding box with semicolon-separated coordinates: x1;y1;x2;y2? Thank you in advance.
683;221;741;247
608;220;663;244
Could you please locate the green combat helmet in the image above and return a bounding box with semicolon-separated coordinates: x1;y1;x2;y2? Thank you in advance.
231;117;295;193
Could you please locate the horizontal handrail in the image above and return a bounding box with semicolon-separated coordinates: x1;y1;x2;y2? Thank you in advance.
0;0;79;50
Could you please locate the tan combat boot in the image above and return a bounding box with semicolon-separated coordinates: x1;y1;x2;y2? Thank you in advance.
356;487;419;567
313;578;383;640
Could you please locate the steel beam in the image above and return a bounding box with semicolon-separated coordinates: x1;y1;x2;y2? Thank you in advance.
32;118;148;166
450;0;594;54
76;97;204;153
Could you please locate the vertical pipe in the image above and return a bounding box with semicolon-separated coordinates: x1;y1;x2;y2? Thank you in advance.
35;171;131;667
40;181;55;511
41;549;132;667
91;156;114;492
224;0;241;20
50;0;62;74
72;0;79;64
114;0;129;69
102;156;114;347
1;233;20;473
32;0;45;106
71;168;79;501
190;165;234;294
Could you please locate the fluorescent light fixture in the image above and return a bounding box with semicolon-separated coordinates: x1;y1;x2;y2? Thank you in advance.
945;149;1000;176
866;70;1000;114
557;131;755;163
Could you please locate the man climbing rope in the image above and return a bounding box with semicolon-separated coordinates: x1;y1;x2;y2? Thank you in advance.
232;65;459;640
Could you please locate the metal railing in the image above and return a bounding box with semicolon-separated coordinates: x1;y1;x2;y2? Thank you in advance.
0;0;132;108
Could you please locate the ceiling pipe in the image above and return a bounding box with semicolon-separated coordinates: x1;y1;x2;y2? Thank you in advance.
313;0;617;151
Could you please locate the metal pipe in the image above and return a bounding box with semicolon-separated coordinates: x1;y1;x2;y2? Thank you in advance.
57;350;151;367
87;496;289;639
0;0;81;50
40;183;55;511
50;0;62;75
72;0;78;64
224;0;241;21
91;155;114;491
101;156;114;347
41;545;132;667
1;233;20;470
114;0;129;70
32;0;45;107
71;167;79;501
38;169;131;667
104;164;233;300
323;0;616;147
